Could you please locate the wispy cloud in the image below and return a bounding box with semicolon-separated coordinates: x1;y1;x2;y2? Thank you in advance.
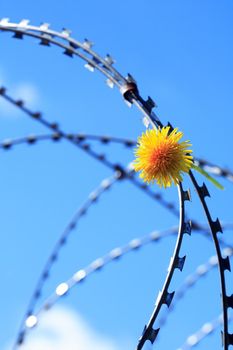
5;306;131;350
0;79;40;118
14;83;39;106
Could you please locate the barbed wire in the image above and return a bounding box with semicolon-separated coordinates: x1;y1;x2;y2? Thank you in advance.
0;87;180;218
137;183;190;349
1;18;232;349
0;18;162;128
177;313;233;350
0;89;197;349
188;172;232;349
0;89;207;349
18;227;178;344
158;245;233;328
1;132;233;183
17;230;233;349
13;170;125;347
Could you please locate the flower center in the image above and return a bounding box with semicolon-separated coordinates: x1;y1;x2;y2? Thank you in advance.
150;143;175;172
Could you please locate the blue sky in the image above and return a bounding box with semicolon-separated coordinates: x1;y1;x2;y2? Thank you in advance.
0;1;233;349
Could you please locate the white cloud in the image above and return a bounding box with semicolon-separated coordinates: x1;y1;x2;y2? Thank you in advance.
0;82;39;118
5;306;131;350
14;83;39;106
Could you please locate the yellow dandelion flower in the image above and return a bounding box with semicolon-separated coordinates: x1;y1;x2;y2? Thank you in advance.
134;126;193;188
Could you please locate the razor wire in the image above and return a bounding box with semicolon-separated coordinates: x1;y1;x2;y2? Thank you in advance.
0;18;162;126
0;90;201;349
1;132;233;183
18;227;179;343
3;128;230;347
18;231;233;348
0;87;179;217
177;313;233;350
188;171;232;349
0;18;232;349
158;246;233;329
13;170;124;347
136;183;191;349
0;89;190;348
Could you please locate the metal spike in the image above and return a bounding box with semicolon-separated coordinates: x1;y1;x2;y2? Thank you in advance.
101;179;111;189
211;218;223;234
222;256;231;271
147;328;160;343
182;189;191;201
125;140;135;147
52;133;61;141
63;48;73;57
32;112;41;119
69;222;76;230
163;291;175;307
144;96;156;113
27;135;37;143
183;221;192;235
84;63;95;72
100;136;110;143
79;208;87;216
92;56;101;65
76;134;85;141
83;38;94;49
226;294;233;308
199;183;210;198
129;238;142;249
227;333;233;345
15;100;24;107
109;247;122;259
50;123;58;130
13;31;24;39
0;18;10;25
39;23;50;31
18;19;30;27
2;140;12;149
51;253;57;262
106;78;114;88
59;237;66;246
82;143;90;150
89;191;98;201
104;54;115;65
141;325;147;336
126;73;137;84
61;28;71;37
0;87;6;95
175;255;186;271
40;34;51;46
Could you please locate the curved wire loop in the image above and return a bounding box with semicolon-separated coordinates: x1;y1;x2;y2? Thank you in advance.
13;171;122;347
158;246;233;329
177;312;233;350
136;183;190;349
188;171;232;349
0;88;179;217
18;229;233;348
1;132;233;183
18;227;178;344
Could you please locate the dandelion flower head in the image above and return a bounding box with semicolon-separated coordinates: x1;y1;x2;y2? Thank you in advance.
134;126;193;188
